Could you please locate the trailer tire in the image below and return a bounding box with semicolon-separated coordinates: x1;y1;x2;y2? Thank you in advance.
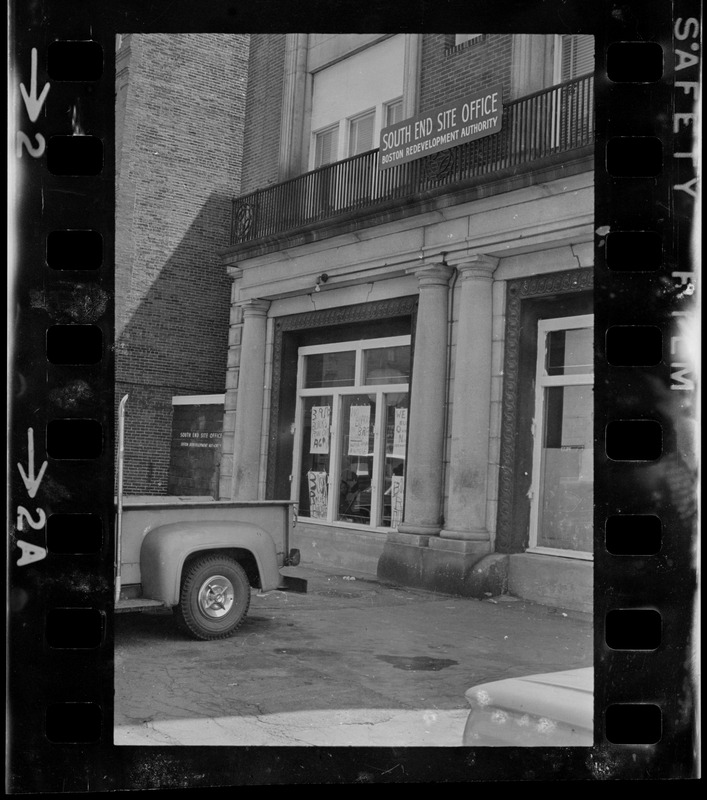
174;554;251;641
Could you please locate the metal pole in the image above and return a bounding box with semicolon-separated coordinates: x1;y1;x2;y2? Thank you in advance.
115;394;129;604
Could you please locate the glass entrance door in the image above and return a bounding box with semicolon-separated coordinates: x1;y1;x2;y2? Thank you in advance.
529;315;594;556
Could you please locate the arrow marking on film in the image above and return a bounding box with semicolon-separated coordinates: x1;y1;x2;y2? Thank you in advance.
20;48;50;122
17;428;48;499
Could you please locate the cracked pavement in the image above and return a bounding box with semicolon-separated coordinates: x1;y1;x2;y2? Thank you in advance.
114;565;592;746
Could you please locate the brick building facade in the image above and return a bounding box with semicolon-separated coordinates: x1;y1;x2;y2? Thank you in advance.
115;33;249;494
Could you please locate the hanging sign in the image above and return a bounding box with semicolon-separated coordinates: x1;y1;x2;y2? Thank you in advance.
379;84;503;169
348;405;371;456
310;405;331;454
393;408;408;457
307;471;328;519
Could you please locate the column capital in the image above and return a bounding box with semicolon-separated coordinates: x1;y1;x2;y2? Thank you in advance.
406;262;454;287
236;298;270;317
449;253;499;280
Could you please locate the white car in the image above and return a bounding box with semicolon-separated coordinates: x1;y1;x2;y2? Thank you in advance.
462;667;593;746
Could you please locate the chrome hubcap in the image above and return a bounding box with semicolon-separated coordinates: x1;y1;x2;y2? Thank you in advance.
198;575;235;618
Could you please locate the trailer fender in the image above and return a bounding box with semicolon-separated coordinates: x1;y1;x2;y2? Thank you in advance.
140;521;281;606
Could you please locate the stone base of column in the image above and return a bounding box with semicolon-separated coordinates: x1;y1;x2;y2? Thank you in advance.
377;533;506;597
397;521;442;536
377;532;431;586
439;527;490;541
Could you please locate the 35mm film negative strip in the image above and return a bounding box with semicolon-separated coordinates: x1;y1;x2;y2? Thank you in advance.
7;0;700;789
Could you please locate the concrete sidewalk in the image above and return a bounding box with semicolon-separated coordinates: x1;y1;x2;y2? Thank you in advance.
114;564;593;746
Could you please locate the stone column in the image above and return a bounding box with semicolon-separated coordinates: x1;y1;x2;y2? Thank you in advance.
278;34;309;181
397;262;454;536
440;255;498;543
231;299;270;500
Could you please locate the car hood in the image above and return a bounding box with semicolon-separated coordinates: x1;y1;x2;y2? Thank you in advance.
464;667;593;731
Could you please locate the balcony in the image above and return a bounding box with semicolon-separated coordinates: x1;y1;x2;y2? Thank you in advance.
230;75;593;246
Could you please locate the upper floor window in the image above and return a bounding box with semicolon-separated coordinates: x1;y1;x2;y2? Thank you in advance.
384;98;404;127
308;35;406;170
557;34;594;81
348;109;376;157
314;124;339;168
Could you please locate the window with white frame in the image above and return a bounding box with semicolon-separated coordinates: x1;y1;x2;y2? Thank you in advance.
557;34;594;81
308;35;406;170
384;97;404;127
313;124;339;168
348;108;376;157
528;315;594;558
293;336;411;529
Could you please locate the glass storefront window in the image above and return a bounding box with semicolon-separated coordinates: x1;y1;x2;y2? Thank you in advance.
545;327;593;376
530;315;593;556
338;395;376;524
305;351;356;388
297;396;333;520
293;337;410;529
382;395;408;528
363;345;410;385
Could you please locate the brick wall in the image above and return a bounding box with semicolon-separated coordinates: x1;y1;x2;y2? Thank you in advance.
419;34;513;112
115;33;249;494
241;34;286;194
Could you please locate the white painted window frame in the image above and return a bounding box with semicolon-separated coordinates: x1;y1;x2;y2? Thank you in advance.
383;96;404;128
528;314;594;560
347;106;377;157
292;335;411;531
313;122;340;168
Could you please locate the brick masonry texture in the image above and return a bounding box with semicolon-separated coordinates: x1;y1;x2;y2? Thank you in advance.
241;34;286;194
116;33;249;494
419;35;513;113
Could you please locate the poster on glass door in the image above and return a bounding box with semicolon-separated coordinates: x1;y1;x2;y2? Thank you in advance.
307;471;328;519
348;405;371;456
310;405;330;453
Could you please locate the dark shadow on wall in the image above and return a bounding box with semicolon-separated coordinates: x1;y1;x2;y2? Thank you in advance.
115;191;233;495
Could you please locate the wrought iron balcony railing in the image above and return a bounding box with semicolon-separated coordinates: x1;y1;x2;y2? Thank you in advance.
231;74;593;245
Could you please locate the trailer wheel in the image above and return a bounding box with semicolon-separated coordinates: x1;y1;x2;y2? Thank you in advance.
175;554;251;641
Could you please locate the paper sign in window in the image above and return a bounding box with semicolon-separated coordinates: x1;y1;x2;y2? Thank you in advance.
393;408;407;456
307;471;328;519
310;406;330;454
348;405;370;456
391;475;404;527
